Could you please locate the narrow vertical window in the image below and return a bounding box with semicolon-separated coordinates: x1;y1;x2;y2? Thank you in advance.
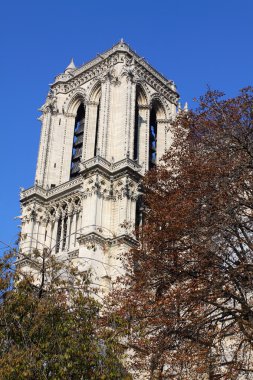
133;96;139;161
135;198;142;228
56;216;62;253
94;98;101;156
62;216;68;251
149;107;157;170
70;103;85;178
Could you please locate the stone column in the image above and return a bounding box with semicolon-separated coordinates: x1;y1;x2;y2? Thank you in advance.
69;213;76;249
43;113;59;188
73;212;79;248
28;213;36;253
60;213;66;251
138;105;150;172
127;80;136;159
130;197;136;229
83;102;99;160
99;79;111;159
35;111;52;187
43;221;50;249
38;220;47;251
66;212;72;251
48;220;54;251
59;114;76;184
156;119;167;162
51;218;59;253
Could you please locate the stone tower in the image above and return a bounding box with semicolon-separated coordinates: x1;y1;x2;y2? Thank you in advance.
19;41;179;291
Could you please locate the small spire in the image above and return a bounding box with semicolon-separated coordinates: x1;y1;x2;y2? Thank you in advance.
64;58;76;73
184;102;188;111
120;38;124;44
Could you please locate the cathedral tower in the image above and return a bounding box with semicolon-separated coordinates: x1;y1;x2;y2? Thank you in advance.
19;41;179;291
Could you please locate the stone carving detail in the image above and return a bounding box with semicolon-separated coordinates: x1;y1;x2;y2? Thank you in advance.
21;194;82;227
21;176;83;201
46;196;82;222
120;58;137;82
62;87;86;114
98;67;120;86
39;91;58;114
50;44;178;104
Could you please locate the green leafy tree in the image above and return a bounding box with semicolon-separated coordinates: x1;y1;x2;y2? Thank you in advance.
0;248;129;380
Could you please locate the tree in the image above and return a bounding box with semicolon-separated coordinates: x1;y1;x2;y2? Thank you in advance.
0;247;129;380
111;88;253;379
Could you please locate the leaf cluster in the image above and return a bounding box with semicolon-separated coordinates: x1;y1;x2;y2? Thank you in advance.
0;249;128;380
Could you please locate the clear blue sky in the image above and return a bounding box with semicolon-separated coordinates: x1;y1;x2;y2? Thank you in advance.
1;0;252;249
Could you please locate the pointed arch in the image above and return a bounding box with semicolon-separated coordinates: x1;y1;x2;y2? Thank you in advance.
150;96;166;119
136;83;148;106
148;97;166;169
70;102;85;178
64;88;86;115
88;80;102;103
133;84;148;161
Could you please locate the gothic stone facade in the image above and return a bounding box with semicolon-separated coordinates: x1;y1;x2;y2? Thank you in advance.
19;41;179;292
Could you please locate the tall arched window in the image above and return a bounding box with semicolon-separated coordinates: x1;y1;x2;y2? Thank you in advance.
134;85;147;161
70;103;85;178
149;105;157;170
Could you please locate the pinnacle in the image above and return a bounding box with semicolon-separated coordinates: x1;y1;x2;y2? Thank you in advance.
65;58;76;72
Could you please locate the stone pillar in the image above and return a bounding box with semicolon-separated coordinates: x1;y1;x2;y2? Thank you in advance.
102;195;113;237
99;79;111;159
66;213;72;251
73;212;79;248
127;80;136;160
20;216;30;257
51;218;58;253
43;221;50;249
138;105;150;172
130;197;136;229
59;114;76;184
35;111;52;187
43;113;59;188
156;119;167;162
37;220;47;251
69;213;76;248
28;213;36;253
48;221;54;251
84;102;99;160
60;213;66;251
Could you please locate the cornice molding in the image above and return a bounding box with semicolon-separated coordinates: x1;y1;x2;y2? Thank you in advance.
78;231;138;249
50;43;179;104
21;156;142;204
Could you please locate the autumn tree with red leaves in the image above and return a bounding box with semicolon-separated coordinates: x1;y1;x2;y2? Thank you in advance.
111;88;253;379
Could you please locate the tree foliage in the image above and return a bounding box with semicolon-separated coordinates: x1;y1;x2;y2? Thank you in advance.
111;88;253;379
0;248;128;380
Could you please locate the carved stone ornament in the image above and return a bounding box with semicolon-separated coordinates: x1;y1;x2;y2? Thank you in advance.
39;91;58;114
120;59;137;82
